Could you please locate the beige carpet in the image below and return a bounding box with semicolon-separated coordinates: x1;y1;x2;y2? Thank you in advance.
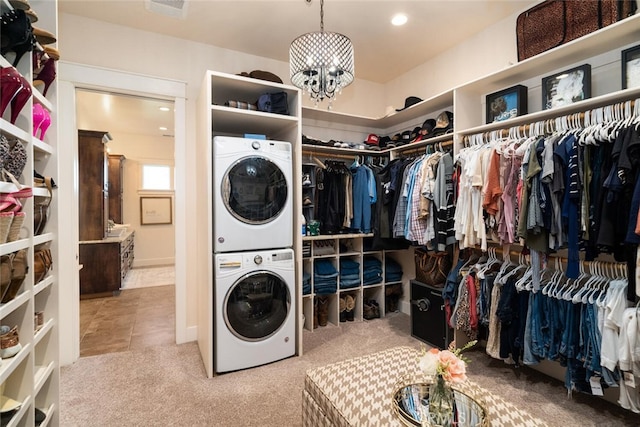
60;313;640;426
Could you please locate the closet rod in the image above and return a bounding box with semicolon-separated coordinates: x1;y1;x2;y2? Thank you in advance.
302;149;380;161
479;245;626;269
395;139;453;157
463;98;638;145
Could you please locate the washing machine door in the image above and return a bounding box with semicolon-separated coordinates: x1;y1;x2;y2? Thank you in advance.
224;270;291;341
221;156;288;225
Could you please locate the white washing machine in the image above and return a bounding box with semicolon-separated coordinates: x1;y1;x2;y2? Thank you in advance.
213;136;293;253
214;248;296;373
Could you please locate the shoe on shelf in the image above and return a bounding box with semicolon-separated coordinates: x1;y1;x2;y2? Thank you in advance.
0;325;21;359
339;296;346;322
302;173;311;186
303;195;312;206
316;296;329;327
345;294;355;321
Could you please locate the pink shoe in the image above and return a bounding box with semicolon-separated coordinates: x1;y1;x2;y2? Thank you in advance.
33;103;45;137
37;108;51;140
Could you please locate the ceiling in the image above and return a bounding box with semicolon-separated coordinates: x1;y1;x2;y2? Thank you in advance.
59;0;535;84
76;90;175;139
63;0;536;138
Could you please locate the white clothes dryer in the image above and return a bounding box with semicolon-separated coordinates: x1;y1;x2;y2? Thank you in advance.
213;136;293;252
214;248;296;373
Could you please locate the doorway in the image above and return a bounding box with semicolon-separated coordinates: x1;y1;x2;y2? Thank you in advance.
58;63;188;365
75;90;176;356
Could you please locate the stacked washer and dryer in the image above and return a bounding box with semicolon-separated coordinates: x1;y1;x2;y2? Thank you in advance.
212;136;296;373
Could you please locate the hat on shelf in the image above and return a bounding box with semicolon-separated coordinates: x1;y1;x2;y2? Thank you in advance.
432;111;453;136
400;130;412;144
379;136;391;148
410;126;421;143
235;70;283;84
421;118;436;136
364;134;379;146
395;96;423;112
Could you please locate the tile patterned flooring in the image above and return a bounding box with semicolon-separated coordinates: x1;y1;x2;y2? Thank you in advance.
79;268;175;357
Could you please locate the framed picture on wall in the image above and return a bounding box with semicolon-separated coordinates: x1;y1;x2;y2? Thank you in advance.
140;197;172;225
541;64;591;110
485;85;528;123
622;44;640;90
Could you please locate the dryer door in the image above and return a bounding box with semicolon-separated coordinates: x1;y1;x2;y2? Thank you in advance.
224;270;291;341
221;156;288;225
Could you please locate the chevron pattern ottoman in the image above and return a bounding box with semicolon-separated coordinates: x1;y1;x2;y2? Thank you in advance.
302;346;547;426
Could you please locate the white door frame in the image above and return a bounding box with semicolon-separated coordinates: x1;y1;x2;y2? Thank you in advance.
58;62;188;365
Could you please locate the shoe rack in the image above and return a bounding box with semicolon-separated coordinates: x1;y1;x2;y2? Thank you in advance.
301;234;412;331
0;0;59;425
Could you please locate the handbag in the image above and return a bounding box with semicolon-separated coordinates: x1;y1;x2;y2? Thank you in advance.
33;175;53;235
33;248;53;283
414;248;452;288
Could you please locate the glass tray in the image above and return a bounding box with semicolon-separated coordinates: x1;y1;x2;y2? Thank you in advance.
392;382;488;427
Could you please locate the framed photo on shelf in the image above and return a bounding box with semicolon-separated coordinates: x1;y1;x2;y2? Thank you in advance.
622;44;640;90
485;85;528;123
140;196;173;225
541;64;591;110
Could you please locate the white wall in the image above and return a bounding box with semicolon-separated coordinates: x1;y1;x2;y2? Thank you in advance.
106;133;175;267
383;7;531;109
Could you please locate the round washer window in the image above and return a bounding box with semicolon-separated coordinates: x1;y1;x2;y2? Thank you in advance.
224;270;291;341
221;156;288;225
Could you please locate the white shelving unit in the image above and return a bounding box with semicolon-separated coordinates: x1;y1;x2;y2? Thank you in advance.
0;0;59;425
301;233;414;331
196;71;302;378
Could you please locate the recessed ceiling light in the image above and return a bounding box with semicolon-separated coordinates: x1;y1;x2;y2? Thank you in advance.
159;126;168;131
391;14;408;26
159;106;170;112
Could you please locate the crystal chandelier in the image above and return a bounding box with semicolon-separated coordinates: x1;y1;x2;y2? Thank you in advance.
289;0;354;109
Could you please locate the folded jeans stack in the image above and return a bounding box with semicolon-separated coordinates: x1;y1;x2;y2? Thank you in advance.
302;271;311;295
339;258;360;289
385;257;403;283
362;256;382;286
314;259;338;294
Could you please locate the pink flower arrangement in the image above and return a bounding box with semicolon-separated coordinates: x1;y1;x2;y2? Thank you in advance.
418;340;476;384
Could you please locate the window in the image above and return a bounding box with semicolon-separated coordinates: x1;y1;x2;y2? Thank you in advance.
141;164;172;191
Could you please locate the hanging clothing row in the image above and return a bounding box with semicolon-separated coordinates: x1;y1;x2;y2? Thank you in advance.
454;98;640;300
445;247;638;404
313;157;382;235
371;143;457;251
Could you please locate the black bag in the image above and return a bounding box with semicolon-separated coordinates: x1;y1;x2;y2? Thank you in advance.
257;92;289;115
516;0;637;61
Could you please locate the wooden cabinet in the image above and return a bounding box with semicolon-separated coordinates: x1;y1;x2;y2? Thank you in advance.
78;130;109;241
108;154;125;224
79;231;135;297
